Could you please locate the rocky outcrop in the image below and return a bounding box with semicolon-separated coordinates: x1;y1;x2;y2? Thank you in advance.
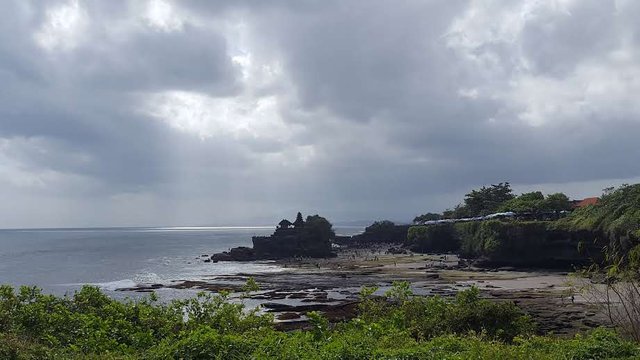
209;214;335;261
252;229;333;259
210;246;255;262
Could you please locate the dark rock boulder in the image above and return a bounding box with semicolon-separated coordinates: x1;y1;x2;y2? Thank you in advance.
386;246;408;254
332;235;352;246
210;247;256;262
210;252;233;262
228;246;255;261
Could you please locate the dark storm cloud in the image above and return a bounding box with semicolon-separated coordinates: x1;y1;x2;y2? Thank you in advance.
0;0;639;227
68;26;237;92
0;0;242;193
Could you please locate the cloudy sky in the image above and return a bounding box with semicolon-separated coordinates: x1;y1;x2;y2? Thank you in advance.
1;0;639;228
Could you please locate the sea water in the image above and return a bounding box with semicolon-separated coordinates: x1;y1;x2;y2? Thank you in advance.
0;226;362;300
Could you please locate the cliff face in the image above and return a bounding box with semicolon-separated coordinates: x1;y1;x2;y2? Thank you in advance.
407;224;459;253
407;220;603;269
455;221;602;268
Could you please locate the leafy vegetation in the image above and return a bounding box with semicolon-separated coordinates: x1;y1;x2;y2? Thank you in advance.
364;220;397;234
437;183;573;219
409;183;638;268
352;220;409;243
455;220;551;260
412;213;442;224
566;184;640;341
499;191;572;213
409;183;640;340
443;182;515;218
406;220;595;268
556;183;640;243
303;214;336;243
357;282;534;342
406;224;459;252
2;282;638;359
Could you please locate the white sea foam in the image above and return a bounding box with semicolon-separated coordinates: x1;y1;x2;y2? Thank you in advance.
87;279;138;291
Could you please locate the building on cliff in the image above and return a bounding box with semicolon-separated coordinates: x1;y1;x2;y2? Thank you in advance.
571;197;599;209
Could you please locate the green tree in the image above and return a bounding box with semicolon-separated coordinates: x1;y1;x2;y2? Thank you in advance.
293;212;305;227
304;215;335;241
541;193;572;212
500;192;572;213
500;191;544;213
442;204;471;219
365;220;396;233
412;213;442;224
463;182;515;216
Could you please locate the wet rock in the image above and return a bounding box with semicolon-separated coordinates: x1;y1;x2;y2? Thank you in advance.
277;312;302;320
387;247;408;255
287;292;309;299
210;252;233;262
210;247;255;262
229;246;255;261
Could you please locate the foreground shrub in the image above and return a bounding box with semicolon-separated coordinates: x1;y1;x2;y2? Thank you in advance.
0;284;638;359
358;282;534;342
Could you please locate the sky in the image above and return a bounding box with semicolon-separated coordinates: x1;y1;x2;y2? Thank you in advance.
1;0;639;228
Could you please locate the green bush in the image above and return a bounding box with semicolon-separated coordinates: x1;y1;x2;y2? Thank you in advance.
0;284;639;359
358;283;534;343
149;327;256;360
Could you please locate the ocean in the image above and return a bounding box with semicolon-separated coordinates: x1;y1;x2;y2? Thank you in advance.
0;226;362;300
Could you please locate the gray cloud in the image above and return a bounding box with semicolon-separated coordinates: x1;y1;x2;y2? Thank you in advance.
0;0;639;227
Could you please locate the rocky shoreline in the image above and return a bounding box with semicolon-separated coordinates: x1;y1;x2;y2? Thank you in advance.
117;246;610;337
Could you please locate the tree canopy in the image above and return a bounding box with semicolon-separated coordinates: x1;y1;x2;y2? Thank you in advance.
365;220;396;233
463;182;515;216
443;183;515;218
294;212;305;227
304;215;335;241
413;213;442;224
499;192;571;213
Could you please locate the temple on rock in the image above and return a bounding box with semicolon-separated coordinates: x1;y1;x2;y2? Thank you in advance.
210;212;335;261
278;219;293;229
252;212;333;259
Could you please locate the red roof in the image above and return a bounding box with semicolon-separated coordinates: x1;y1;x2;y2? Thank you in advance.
573;197;599;208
